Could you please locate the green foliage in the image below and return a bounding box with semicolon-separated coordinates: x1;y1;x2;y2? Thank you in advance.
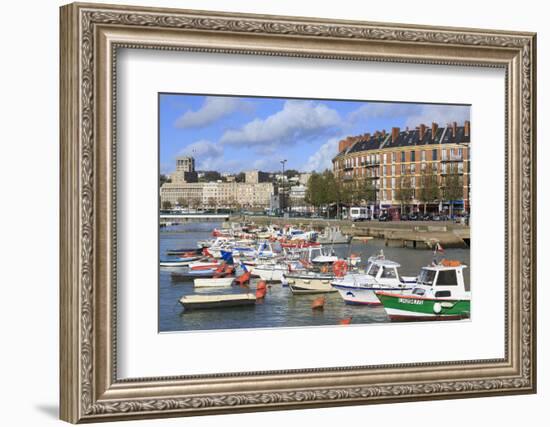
200;171;222;182
162;200;172;210
417;163;440;206
442;165;463;202
395;174;414;208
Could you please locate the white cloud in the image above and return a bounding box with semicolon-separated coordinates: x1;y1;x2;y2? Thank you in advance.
220;100;342;149
302;137;340;172
174;96;250;128
177;140;224;170
348;102;470;129
404;105;470;128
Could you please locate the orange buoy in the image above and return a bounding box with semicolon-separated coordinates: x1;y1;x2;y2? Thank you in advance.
339;317;352;325
311;296;325;310
255;287;267;299
256;281;267;291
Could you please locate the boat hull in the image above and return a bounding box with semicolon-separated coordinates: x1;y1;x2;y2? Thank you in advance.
179;294;256;310
335;288;382;305
286;275;336;294
194;277;234;288
376;291;470;321
171;269;216;281
253;267;286;282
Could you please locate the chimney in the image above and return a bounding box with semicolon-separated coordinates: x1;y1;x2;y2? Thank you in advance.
452;121;457;138
431;122;438;140
464;120;470;137
419;124;426;140
382;129;387;137
391;127;400;143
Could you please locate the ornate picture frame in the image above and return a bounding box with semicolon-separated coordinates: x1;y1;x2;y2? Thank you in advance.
60;2;536;423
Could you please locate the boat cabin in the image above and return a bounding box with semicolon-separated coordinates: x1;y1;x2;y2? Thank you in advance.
365;259;403;285
413;262;468;299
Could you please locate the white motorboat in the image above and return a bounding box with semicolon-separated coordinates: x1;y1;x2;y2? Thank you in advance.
331;255;416;305
194;277;235;288
316;226;352;245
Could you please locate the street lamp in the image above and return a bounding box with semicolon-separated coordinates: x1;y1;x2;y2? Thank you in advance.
280;159;287;213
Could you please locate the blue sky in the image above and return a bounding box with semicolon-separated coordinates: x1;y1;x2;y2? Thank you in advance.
159;94;470;175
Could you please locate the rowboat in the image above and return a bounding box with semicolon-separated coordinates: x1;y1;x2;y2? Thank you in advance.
194;277;235;288
171;269;216;281
159;257;200;267
331;256;416;305
165;247;203;256
285;272;337;294
179;293;256;310
375;260;470;321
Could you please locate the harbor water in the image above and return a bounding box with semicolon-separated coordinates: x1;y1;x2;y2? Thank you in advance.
159;222;470;333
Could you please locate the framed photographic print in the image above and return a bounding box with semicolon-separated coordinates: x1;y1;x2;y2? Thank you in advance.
60;2;537;423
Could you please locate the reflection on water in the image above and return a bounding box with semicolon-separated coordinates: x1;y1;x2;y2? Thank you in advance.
159;222;470;333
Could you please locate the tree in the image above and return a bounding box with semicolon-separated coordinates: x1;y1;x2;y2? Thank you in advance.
200;171;222;182
235;172;245;183
442;164;463;216
305;172;324;215
207;197;218;212
353;178;377;206
395;175;414;214
284;169;300;178
162;200;172;210
176;197;186;207
417;163;440;214
160;174;171;186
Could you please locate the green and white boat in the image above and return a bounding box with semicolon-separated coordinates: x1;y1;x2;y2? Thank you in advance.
375;260;470;321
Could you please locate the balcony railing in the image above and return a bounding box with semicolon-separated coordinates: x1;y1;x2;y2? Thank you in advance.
361;161;380;168
441;154;464;162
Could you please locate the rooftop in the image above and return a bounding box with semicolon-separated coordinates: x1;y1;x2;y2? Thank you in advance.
333;121;470;160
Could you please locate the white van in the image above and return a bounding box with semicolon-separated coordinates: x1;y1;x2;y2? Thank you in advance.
349;207;369;221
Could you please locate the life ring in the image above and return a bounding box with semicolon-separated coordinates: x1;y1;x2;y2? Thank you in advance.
332;260;348;277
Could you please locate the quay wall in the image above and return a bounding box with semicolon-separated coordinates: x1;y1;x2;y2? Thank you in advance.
234;215;470;249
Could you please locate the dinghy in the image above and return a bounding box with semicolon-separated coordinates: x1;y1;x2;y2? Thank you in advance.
179;293;256;310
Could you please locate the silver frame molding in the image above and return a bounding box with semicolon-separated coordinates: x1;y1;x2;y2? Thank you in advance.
60;2;537;423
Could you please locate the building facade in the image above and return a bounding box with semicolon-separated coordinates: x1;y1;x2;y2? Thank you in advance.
332;121;471;214
160;157;274;209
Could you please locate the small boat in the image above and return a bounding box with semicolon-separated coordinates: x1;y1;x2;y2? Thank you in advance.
316;227;352;245
165;247;203;256
188;260;220;270
171;269;216;281
331;255;416;306
160;258;199;267
285;271;337;294
194;277;235;288
252;263;290;282
179;293;256;310
375;260;470;321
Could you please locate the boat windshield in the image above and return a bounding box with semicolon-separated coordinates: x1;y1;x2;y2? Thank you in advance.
364;261;374;274
418;268;436;285
368;264;380;277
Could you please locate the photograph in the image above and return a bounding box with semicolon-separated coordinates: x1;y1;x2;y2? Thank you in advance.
158;94;472;332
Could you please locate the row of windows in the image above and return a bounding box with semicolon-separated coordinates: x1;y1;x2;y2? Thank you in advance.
341;147;466;169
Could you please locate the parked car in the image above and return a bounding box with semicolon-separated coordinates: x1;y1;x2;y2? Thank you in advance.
409;213;419;221
422;213;433;221
378;212;391;222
